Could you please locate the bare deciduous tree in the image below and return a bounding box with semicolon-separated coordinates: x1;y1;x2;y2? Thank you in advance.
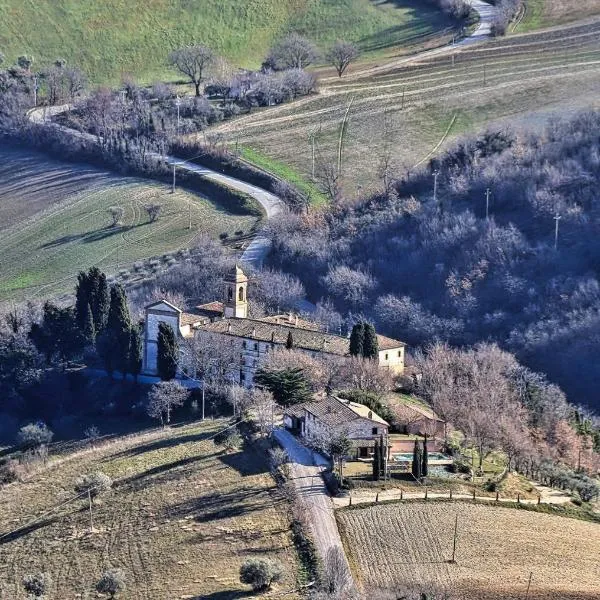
250;388;277;437
169;45;215;96
143;202;162;222
107;206;124;227
147;380;189;426
266;33;319;70
326;41;360;77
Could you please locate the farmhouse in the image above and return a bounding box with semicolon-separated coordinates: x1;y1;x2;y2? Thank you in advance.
142;265;406;386
284;395;390;460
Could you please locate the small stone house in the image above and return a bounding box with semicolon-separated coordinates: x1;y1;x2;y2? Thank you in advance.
284;395;390;460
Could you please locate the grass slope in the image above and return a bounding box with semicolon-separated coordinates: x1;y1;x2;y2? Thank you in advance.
209;18;600;194
338;501;600;599
514;0;600;33
0;0;453;84
0;148;259;301
0;420;300;599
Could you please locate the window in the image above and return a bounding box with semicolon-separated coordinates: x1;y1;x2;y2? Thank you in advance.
242;341;247;349
385;353;389;360
228;286;233;301
254;343;258;351
398;350;402;357
239;286;244;301
372;427;378;435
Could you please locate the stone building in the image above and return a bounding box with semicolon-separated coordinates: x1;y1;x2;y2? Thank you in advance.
142;265;406;385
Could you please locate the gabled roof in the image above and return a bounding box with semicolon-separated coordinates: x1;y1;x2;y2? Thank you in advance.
146;300;182;313
288;395;388;428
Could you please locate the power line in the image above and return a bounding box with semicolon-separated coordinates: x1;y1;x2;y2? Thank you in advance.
554;212;562;251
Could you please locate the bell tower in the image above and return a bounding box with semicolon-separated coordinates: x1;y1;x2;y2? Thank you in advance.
224;264;248;318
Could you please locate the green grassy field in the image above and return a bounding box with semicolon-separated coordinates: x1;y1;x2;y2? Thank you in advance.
0;148;260;301
0;0;454;84
0;420;300;599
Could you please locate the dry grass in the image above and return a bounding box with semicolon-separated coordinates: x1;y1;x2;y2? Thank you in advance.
516;0;600;32
206;18;600;196
0;148;259;301
338;501;600;599
0;420;299;599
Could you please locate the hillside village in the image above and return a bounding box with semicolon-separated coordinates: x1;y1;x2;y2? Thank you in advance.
1;0;600;599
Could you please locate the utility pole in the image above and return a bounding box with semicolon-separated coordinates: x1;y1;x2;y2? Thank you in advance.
554;212;562;250
485;187;491;220
433;169;440;205
524;572;533;600
483;64;487;86
88;489;94;532
450;514;458;563
33;75;38;107
175;95;181;135
171;164;176;194
188;197;192;230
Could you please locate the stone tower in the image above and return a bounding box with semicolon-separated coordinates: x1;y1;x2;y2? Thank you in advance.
224;264;248;318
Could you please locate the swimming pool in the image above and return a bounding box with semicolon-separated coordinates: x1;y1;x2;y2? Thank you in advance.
392;452;451;462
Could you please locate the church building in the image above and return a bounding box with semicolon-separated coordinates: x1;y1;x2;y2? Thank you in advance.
142;265;406;386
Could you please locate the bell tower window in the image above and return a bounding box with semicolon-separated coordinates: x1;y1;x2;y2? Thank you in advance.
228;286;233;302
239;286;244;301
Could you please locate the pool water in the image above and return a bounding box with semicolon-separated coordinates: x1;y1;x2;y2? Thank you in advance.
392;452;450;462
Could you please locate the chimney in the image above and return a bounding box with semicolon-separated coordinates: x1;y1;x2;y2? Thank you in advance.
368;411;373;419
227;322;232;333
295;315;299;327
288;312;293;323
252;327;256;337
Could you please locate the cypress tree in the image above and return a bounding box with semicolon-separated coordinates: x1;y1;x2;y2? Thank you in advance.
75;270;91;330
286;330;294;350
157;322;178;381
372;439;380;481
349;322;365;356
379;433;386;478
106;284;132;376
129;325;143;382
362;323;379;359
83;303;96;345
411;438;422;481
422;434;429;478
92;269;110;333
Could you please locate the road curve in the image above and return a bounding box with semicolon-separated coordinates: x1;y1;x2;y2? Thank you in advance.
27;0;495;269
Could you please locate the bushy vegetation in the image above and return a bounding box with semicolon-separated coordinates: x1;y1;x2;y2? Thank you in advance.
269;112;600;411
239;558;284;591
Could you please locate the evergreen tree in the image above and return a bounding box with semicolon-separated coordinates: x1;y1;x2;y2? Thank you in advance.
286;330;294;350
379;433;386;478
372;439;380;481
90;268;110;332
103;284;132;376
83;303;96;345
157;322;178;381
422;434;429;478
254;367;312;406
349;322;365;356
411;438;422;480
362;323;379;359
75;270;92;331
129;325;143;382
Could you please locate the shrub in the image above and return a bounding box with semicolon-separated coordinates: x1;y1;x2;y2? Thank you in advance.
96;568;126;598
17;423;53;449
222;430;243;451
75;471;112;500
22;572;50;597
0;459;21;484
240;558;284;591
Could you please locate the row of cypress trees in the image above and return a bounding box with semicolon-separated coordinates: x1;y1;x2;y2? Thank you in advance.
349;321;379;359
74;268;143;380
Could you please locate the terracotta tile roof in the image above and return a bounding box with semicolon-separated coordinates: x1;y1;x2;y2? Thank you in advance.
197;318;351;355
286;396;388;428
196;317;405;356
181;312;203;326
259;314;321;331
378;334;406;350
192;301;224;319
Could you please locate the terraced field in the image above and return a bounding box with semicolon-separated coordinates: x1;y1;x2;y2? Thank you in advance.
210;18;600;195
514;0;600;33
338;502;600;599
0;421;300;599
0;148;260;301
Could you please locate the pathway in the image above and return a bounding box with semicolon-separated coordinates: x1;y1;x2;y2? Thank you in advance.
273;428;356;594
